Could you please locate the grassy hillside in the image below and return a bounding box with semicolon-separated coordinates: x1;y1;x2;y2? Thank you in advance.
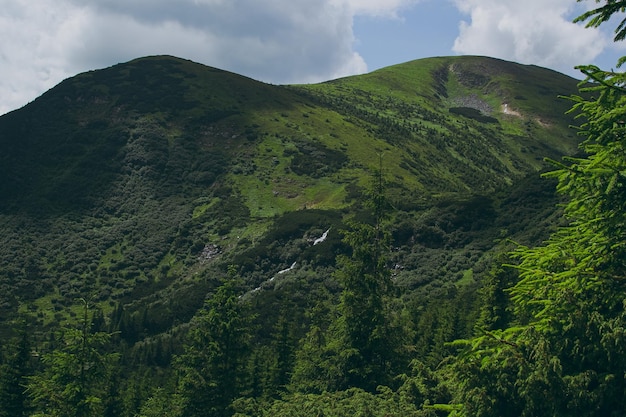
297;56;578;191
0;54;580;341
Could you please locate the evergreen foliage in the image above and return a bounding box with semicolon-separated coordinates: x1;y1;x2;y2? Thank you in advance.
448;4;626;415
26;301;119;417
0;319;33;417
289;167;407;394
174;269;252;417
574;0;626;42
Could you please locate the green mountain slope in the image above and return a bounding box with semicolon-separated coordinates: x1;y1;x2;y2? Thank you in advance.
0;54;580;339
298;56;578;191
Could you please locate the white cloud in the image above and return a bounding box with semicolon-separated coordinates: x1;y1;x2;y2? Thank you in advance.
334;0;420;17
0;0;89;114
2;0;621;115
0;0;423;115
452;0;608;77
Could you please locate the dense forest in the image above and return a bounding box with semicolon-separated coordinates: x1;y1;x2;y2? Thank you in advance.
1;1;626;416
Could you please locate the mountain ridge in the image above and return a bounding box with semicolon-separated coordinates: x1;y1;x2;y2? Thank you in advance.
0;54;580;337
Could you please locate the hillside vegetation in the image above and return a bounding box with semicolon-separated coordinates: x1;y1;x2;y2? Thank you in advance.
0;54;590;416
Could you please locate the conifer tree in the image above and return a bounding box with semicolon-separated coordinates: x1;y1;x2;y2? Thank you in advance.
0;318;33;417
174;269;252;417
291;162;405;393
335;160;408;391
449;3;626;415
333;216;394;391
27;300;119;417
135;387;184;417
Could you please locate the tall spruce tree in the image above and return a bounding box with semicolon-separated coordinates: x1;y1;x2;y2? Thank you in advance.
174;269;252;417
0;318;33;417
333;217;394;391
449;3;626;415
291;162;405;393
27;300;119;417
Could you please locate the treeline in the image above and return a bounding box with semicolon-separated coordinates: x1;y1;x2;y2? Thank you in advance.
0;114;581;417
0;174;489;416
4;125;620;416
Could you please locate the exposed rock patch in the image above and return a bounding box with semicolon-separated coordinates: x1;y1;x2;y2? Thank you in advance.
451;94;493;115
501;103;522;117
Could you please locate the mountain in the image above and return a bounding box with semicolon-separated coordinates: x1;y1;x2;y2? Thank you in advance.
0;54;580;340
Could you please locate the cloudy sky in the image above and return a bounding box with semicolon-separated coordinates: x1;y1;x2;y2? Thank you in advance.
1;0;625;115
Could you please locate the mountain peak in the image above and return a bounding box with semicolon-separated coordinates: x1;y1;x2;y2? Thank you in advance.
0;53;582;365
0;55;580;212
